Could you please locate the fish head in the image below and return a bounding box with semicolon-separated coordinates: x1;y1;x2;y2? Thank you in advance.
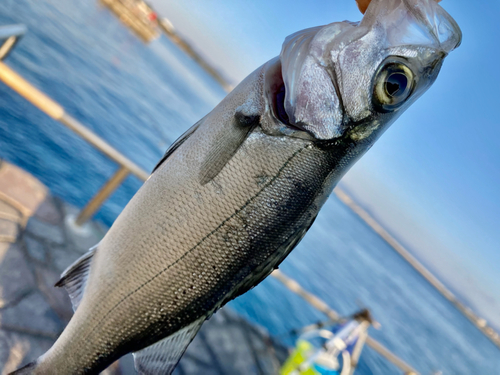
265;0;462;142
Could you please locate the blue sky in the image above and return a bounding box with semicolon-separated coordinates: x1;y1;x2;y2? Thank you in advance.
149;0;500;328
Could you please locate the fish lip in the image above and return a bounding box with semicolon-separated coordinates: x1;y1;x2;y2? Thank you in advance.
404;0;463;51
362;0;462;54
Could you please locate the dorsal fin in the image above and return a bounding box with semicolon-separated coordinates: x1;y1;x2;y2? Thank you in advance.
133;316;205;375
152;120;202;174
54;245;97;311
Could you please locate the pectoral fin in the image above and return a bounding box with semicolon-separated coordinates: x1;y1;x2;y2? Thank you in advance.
199;110;260;185
55;245;97;311
133;316;205;375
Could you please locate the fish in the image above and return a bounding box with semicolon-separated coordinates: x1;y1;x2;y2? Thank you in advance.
11;0;461;374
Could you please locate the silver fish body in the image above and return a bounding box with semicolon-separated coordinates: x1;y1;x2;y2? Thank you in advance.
12;0;461;374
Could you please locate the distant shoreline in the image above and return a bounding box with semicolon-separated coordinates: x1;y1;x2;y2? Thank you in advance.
334;187;500;349
157;18;233;93
101;0;233;92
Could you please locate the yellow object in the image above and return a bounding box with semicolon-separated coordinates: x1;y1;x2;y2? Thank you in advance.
280;340;319;375
0;61;65;120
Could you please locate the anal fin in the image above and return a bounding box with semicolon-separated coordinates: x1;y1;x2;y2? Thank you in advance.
133;316;205;375
54;244;97;311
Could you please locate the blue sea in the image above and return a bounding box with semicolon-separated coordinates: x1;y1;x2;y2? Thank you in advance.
0;1;498;374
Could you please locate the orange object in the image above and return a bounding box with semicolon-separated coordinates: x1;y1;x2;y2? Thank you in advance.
356;0;371;14
356;0;441;14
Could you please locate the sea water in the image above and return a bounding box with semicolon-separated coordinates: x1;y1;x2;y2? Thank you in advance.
0;1;498;374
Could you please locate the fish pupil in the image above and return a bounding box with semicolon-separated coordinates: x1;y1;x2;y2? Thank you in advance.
385;72;407;98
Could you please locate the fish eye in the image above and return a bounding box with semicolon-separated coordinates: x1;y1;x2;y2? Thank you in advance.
373;61;414;112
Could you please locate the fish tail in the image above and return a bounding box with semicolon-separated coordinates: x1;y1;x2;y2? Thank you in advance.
8;361;37;374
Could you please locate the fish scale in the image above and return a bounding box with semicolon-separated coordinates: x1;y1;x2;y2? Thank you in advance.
42;121;360;373
10;0;461;373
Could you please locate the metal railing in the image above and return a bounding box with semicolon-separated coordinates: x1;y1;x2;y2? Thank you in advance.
0;25;149;225
271;270;418;375
0;24;419;374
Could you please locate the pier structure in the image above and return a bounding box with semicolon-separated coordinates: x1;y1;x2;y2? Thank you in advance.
157;18;234;93
99;0;159;43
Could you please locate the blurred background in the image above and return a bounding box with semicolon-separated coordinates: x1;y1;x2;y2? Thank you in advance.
0;0;499;374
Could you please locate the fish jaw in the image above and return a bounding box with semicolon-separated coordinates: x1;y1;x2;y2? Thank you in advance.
278;23;355;140
277;0;461;141
361;0;462;53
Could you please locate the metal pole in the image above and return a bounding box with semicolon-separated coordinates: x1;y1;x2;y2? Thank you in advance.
271;270;341;322
349;327;369;374
0;24;27;41
365;337;418;375
75;166;130;226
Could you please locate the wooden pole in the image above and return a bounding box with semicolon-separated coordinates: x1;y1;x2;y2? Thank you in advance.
0;61;64;119
75;166;130;226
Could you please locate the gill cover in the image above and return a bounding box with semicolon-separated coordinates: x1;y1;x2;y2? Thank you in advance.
279;0;462;140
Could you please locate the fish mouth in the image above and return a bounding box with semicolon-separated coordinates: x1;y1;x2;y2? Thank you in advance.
266;56;346;140
265;59;308;133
